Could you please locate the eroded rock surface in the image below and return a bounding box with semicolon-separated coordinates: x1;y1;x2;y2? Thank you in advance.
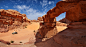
37;17;43;21
59;18;71;24
54;22;86;47
36;22;86;47
0;9;30;33
36;0;86;39
35;0;86;47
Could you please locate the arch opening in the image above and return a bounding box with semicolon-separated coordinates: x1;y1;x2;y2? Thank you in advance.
56;12;66;21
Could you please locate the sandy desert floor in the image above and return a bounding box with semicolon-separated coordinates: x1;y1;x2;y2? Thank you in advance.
0;22;67;47
0;22;40;44
56;26;67;32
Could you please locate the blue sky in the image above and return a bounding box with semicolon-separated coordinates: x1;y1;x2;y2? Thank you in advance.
0;0;66;21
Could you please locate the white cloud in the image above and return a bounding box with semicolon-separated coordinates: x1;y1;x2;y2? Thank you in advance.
40;0;48;7
13;5;46;20
40;0;54;7
49;1;52;4
26;8;46;20
13;5;30;10
1;7;3;8
48;1;54;4
13;0;55;20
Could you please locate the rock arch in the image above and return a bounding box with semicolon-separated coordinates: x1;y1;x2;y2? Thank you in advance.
36;0;86;39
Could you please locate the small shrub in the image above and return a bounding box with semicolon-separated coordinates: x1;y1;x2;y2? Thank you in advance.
11;41;14;43
33;30;35;32
20;42;22;43
12;33;14;34
25;26;27;28
12;32;18;34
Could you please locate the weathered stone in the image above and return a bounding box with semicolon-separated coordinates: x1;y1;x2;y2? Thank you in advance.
0;9;30;33
35;38;62;47
59;18;71;24
31;20;39;22
69;22;82;25
54;26;86;47
37;0;86;38
0;9;28;23
35;0;86;47
37;17;43;21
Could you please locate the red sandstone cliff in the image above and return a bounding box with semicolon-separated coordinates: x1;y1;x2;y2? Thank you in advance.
0;9;30;33
35;0;86;47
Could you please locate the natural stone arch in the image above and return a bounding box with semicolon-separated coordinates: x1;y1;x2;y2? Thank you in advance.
36;0;86;40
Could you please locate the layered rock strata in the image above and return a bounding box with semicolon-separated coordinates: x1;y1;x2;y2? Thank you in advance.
0;9;30;33
36;0;86;39
35;0;86;47
36;22;86;47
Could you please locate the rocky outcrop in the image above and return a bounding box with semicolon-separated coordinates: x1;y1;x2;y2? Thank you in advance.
35;0;86;47
36;16;56;38
37;17;43;21
31;20;39;22
0;9;29;23
59;18;71;24
56;21;67;26
36;38;62;47
54;22;86;47
36;22;86;47
0;9;30;33
36;0;86;39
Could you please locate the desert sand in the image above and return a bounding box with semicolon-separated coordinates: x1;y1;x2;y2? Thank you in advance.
56;26;67;32
0;22;40;44
0;22;67;47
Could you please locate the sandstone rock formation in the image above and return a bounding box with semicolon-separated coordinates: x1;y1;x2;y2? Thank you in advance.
35;0;86;47
36;0;86;39
37;17;43;21
59;18;71;24
0;9;30;33
31;20;39;22
56;21;67;26
36;22;86;47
